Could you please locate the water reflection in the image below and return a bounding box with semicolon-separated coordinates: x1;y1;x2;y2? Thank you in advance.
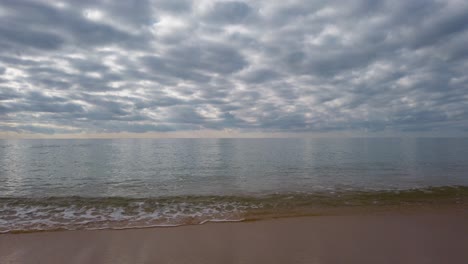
0;138;467;198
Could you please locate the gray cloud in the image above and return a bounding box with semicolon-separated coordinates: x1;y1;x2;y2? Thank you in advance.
1;0;468;136
205;1;253;24
0;24;65;51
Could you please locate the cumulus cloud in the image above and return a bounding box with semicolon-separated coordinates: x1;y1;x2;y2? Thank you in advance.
0;0;467;136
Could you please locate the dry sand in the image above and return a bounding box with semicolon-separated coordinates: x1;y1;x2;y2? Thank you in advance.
1;208;467;264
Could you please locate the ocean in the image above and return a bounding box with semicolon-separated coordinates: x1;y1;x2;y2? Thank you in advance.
1;138;467;232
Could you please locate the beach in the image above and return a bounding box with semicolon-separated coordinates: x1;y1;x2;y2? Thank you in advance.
2;0;468;260
1;207;467;264
1;139;468;263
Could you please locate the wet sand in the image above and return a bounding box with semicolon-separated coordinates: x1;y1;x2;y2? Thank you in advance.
1;208;467;264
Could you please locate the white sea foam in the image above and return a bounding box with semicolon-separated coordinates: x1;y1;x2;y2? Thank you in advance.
0;198;252;233
1;186;466;233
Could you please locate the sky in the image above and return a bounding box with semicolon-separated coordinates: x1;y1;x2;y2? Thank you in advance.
1;0;468;138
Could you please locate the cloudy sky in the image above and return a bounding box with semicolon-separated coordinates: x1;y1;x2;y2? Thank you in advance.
1;0;468;138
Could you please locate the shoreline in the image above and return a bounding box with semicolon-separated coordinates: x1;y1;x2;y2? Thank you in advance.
2;202;466;234
2;185;467;233
1;206;467;263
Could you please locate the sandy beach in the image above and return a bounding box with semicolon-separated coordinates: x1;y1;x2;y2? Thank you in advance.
1;207;467;264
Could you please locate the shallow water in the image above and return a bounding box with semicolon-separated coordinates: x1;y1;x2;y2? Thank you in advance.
1;138;468;232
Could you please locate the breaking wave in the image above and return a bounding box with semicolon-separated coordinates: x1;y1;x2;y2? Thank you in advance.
1;186;467;233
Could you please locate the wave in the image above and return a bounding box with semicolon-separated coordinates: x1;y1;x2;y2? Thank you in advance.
1;186;467;233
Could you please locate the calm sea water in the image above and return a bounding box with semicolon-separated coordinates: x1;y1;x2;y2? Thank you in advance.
1;138;467;232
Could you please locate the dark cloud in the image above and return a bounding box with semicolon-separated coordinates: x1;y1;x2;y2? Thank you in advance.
166;43;248;74
0;0;467;136
140;41;247;83
0;87;20;101
241;69;280;84
408;4;468;48
141;55;211;83
153;0;192;13
0;24;65;51
0;0;145;52
205;1;253;24
69;58;110;73
1;91;85;114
